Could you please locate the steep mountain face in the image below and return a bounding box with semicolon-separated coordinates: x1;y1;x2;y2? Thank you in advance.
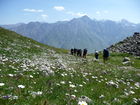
108;32;140;56
1;16;140;52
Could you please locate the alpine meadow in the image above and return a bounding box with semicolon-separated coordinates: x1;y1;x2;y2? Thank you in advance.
0;27;140;105
0;0;140;105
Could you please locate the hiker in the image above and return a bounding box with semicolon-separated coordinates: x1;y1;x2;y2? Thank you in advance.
77;49;82;57
103;49;109;63
83;48;88;58
70;49;74;55
74;48;77;56
79;49;82;57
95;50;99;59
134;32;139;35
77;49;80;56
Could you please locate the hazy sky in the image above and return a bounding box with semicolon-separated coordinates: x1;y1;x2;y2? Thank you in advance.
0;0;140;24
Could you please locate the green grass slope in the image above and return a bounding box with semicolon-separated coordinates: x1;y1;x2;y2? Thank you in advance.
0;28;140;105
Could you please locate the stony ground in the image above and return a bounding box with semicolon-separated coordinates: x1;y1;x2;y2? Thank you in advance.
108;33;140;56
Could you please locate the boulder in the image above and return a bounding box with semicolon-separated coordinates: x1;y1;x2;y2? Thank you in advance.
78;96;93;104
108;33;140;56
123;57;130;62
122;57;131;65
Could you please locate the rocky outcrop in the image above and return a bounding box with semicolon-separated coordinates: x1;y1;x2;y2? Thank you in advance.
108;32;140;56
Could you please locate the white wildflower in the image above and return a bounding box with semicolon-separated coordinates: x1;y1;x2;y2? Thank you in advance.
60;81;65;84
86;78;89;81
99;94;105;98
29;75;33;78
127;82;130;86
31;91;43;98
71;94;76;99
113;98;120;102
69;81;72;84
74;89;78;92
78;101;88;105
64;73;67;76
0;83;5;86
106;80;119;88
37;91;42;95
133;98;138;103
65;93;69;96
83;81;86;84
103;101;111;105
92;76;97;79
18;85;25;88
105;78;107;80
8;74;14;77
79;84;83;87
56;83;60;86
100;76;103;78
135;82;140;88
130;86;133;89
12;96;18;100
69;84;76;88
124;92;129;96
133;98;140;103
107;80;115;85
129;90;135;94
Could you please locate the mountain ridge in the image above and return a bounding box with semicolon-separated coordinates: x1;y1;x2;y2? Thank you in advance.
1;16;140;52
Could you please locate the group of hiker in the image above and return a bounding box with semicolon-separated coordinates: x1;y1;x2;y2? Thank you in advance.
70;48;88;58
95;49;110;63
70;48;110;63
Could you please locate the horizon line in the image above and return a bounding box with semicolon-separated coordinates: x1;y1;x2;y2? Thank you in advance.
1;15;140;25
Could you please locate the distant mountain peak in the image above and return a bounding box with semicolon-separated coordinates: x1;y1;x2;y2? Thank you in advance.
80;15;91;21
70;15;91;22
120;19;135;26
81;15;90;18
28;21;41;25
121;19;129;23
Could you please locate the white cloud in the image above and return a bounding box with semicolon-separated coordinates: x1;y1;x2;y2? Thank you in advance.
41;14;48;20
54;6;65;11
67;11;75;15
67;11;87;17
63;19;70;21
96;10;109;15
76;12;87;17
23;9;44;12
96;11;101;15
103;10;109;14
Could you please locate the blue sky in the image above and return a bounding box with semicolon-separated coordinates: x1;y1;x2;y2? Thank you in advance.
0;0;140;24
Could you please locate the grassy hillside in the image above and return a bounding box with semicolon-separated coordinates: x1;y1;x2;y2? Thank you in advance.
0;28;140;105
